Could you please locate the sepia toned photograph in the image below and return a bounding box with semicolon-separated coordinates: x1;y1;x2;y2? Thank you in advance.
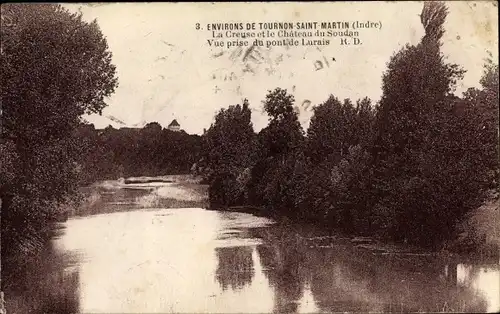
0;1;498;313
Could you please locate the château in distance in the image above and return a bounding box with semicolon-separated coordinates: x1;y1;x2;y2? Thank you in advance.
168;119;180;132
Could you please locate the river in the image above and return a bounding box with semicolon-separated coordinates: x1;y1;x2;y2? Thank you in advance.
3;176;499;313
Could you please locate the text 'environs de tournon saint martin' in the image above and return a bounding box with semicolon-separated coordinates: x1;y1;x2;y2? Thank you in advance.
197;21;382;49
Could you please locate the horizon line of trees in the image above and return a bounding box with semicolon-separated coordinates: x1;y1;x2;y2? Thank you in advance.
201;2;499;250
74;122;202;183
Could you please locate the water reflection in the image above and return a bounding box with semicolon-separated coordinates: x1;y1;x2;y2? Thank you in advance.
215;246;254;291
2;230;80;314
252;225;496;313
304;251;487;313
257;228;307;313
3;184;499;313
457;263;500;312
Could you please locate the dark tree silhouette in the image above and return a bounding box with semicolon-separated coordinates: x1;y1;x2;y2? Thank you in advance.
370;1;488;247
203;99;257;207
198;1;497;253
1;4;118;256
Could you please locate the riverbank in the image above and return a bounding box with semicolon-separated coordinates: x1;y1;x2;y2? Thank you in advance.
74;175;208;217
48;173;500;260
13;173;495;263
214;195;499;260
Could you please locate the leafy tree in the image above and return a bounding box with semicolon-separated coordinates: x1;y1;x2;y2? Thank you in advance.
203;99;257;207
370;1;487;247
260;88;304;158
74;123;203;179
247;89;304;213
1;4;118;254
306;96;344;163
463;57;499;191
325;145;372;232
355;97;377;150
306;96;375;164
299;95;376;228
144;122;163;132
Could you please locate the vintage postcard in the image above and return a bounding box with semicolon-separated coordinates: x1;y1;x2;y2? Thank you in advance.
1;1;498;313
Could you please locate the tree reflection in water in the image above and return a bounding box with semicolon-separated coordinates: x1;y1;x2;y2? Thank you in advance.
305;250;476;313
253;224;491;313
256;227;308;313
1;217;495;314
2;229;80;314
215;246;255;291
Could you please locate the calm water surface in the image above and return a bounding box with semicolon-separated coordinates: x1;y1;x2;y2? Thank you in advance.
4;180;499;313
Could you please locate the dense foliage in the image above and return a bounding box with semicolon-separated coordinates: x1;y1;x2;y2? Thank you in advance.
203;2;499;249
75;123;203;183
201;100;257;208
1;4;118;256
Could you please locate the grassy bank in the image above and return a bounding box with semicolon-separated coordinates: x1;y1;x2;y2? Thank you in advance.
73;175;208;217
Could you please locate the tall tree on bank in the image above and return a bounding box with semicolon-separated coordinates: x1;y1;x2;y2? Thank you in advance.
248;88;304;213
259;88;304;159
371;1;489;247
1;4;118;254
203;99;257;207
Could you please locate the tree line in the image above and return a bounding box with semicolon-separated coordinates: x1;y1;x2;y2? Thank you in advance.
201;2;499;250
74;122;202;184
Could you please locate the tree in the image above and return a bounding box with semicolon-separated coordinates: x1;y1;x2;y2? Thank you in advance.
370;1;487;247
1;4;118;142
203;99;257;207
463;57;499;190
306;96;375;164
301;95;376;229
144;122;163;133
260;88;304;158
245;88;305;214
306;95;344;163
139;122;163;175
355;97;377;150
325;145;373;232
1;4;118;255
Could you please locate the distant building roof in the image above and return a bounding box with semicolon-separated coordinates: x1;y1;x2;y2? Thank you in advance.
168;119;180;127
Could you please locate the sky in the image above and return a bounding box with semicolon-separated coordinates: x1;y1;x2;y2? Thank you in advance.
64;2;498;134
